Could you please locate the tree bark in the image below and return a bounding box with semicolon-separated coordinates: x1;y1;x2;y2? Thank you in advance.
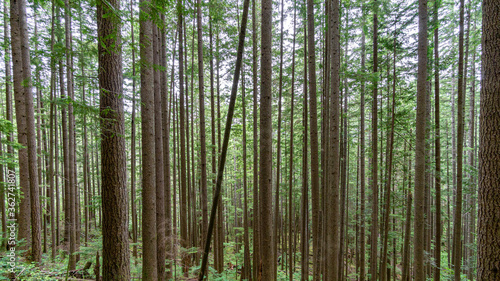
306;0;320;277
97;0;131;276
140;0;158;277
260;0;274;277
414;0;428;278
477;0;500;279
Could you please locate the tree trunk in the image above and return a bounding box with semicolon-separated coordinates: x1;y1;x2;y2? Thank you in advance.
453;0;465;277
433;1;442;279
288;6;296;280
97;0;131;276
369;1;379;279
140;0;158;277
274;0;284;275
252;0;260;277
196;0;208;250
306;0;320;277
414;0;428;278
325;0;341;278
260;0;273;277
359;7;367;280
477;0;500;279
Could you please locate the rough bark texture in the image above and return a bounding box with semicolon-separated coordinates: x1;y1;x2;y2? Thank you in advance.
153;22;166;281
325;0;341;279
97;0;131;277
477;0;500;279
10;0;32;253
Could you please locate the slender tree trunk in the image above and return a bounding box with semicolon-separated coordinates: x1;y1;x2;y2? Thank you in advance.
63;0;77;268
163;16;174;280
252;0;260;277
414;0;428;278
140;0;158;276
402;157;412;281
325;0;341;278
197;0;250;276
359;8;367;280
260;0;273;276
369;1;379;279
153;20;166;280
129;0;138;259
242;67;252;280
301;17;309;280
380;28;397;281
196;0;208;248
176;3;190;274
48;0;56;259
3;0;14;251
453;0;466;276
288;7;296;280
433;2;442;279
306;0;320;277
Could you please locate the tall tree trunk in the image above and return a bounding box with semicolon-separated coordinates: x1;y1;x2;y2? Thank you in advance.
140;0;158;276
252;0;260;277
196;0;208;248
402;157;412;281
11;0;41;262
358;7;367;280
197;0;250;276
477;0;500;279
369;1;379;279
3;0;14;251
380;27;397;281
163;16;174;280
177;1;189;274
48;0;56;259
260;0;273;277
129;0;138;259
301;16;309;280
288;6;296;280
153;20;166;280
415;0;428;278
306;0;320;276
274;0;284;275
63;0;77;268
97;0;131;276
453;0;465;276
242;67;252;280
433;1;442;279
325;0;341;278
